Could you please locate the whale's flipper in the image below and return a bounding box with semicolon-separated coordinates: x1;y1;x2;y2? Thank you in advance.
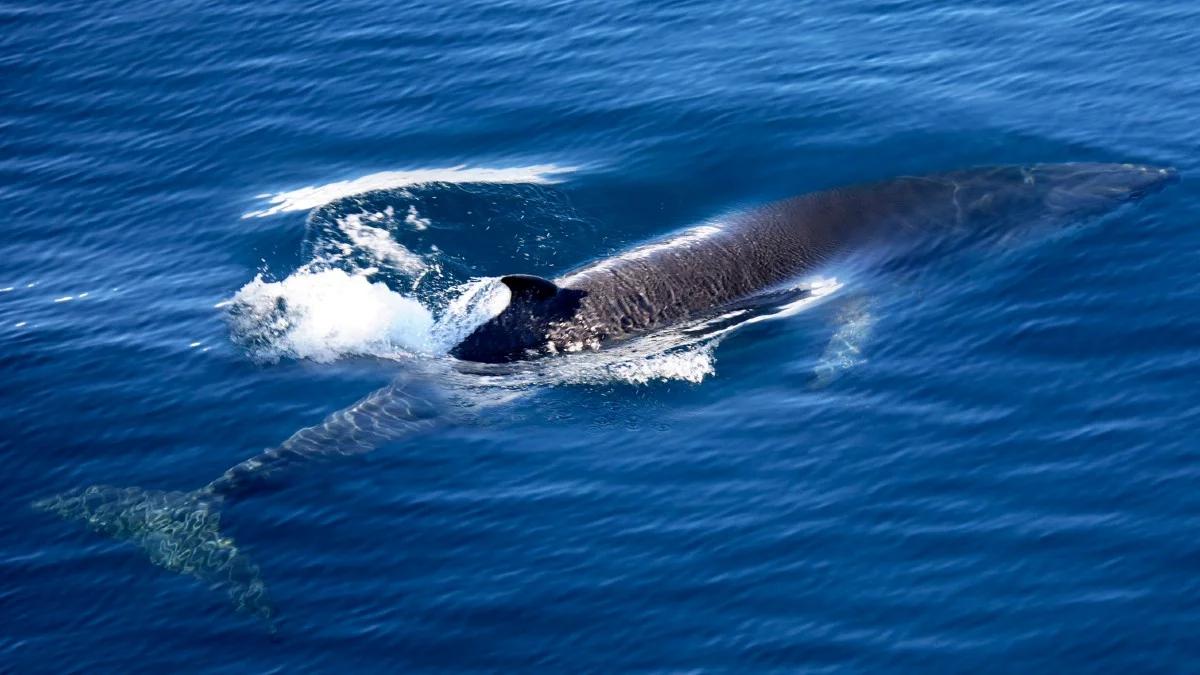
812;299;875;388
33;485;273;626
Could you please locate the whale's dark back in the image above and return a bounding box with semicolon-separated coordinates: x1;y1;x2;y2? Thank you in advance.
452;163;1177;362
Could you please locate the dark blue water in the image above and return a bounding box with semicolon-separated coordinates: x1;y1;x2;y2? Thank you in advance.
4;1;1199;670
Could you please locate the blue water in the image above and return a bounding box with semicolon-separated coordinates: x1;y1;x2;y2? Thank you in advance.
4;0;1199;670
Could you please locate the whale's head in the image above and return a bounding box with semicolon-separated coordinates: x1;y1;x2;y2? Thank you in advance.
1040;163;1179;215
451;275;586;363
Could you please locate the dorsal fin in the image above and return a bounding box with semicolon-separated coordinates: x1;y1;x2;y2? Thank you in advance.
500;274;560;301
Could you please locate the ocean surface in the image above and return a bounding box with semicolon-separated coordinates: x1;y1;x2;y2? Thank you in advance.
3;0;1198;671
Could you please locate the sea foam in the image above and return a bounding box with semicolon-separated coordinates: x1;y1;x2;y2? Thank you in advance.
243;164;577;218
228;269;435;363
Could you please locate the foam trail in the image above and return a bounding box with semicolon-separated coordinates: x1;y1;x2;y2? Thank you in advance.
244;164;577;218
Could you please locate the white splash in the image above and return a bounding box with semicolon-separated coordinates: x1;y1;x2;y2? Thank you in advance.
244;164;577;218
336;212;426;274
428;277;510;352
227;269;435;363
404;205;431;231
606;348;717;385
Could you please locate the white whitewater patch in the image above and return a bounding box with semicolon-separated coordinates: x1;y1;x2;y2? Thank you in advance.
243;164;577;218
604;348;717;385
228;269;436;363
404;205;431;230
486;339;721;388
336;211;426;274
226;269;513;365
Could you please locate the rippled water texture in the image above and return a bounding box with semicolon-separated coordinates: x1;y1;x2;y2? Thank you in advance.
3;1;1199;670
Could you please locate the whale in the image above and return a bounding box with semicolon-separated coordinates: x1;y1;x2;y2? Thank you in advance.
35;161;1177;627
451;162;1178;363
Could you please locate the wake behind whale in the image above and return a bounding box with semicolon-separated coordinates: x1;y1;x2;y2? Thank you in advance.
35;162;1178;626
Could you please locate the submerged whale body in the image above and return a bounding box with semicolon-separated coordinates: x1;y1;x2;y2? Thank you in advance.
452;163;1179;363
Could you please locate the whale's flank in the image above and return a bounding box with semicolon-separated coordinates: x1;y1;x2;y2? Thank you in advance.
451;163;1177;363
